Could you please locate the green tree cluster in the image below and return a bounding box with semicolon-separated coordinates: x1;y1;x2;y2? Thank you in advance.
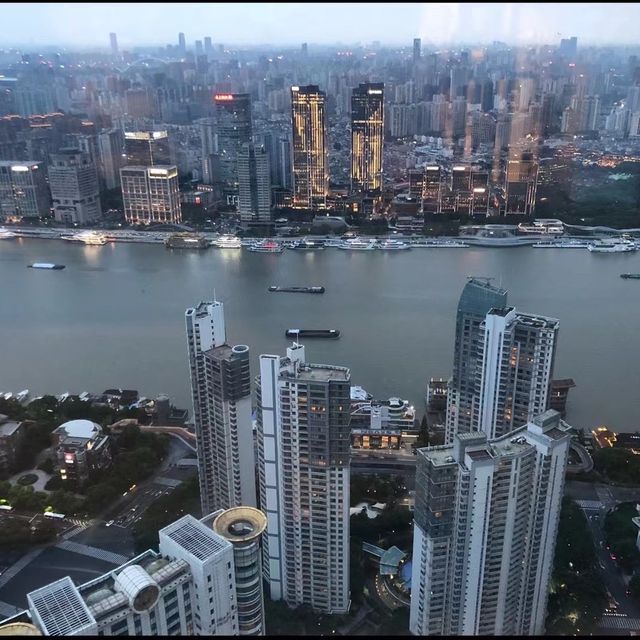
603;502;640;574
545;498;607;635
593;448;640;485
82;426;169;515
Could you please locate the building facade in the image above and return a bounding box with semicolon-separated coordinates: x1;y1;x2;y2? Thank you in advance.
214;94;252;189
445;278;508;443
476;307;558;439
291;85;328;209
350;83;384;196
445;280;558;443
0;161;50;219
257;344;350;613
121;165;182;224
504;148;539;215
410;410;571;636
48;149;101;224
124;131;171;167
97;128;125;190
52;419;111;485
237;142;271;229
2;513;242;636
185;301;256;515
210;507;267;636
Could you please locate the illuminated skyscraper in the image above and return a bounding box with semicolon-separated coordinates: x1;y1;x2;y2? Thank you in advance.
505;148;539;215
350;83;384;196
214;94;252;189
291;85;328;209
0;161;50;219
120;166;181;224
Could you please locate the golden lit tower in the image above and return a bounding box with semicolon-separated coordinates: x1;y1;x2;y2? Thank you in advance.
350;82;384;196
291;85;328;209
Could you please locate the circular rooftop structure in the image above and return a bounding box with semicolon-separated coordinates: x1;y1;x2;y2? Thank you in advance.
56;419;102;439
0;623;42;636
115;565;160;613
212;507;267;544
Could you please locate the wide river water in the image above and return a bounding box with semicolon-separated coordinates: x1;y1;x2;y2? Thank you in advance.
1;238;639;432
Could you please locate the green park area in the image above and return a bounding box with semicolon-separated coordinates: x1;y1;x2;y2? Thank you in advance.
545;498;607;635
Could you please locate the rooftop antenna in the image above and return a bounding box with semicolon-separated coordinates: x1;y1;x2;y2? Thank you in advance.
213;288;217;303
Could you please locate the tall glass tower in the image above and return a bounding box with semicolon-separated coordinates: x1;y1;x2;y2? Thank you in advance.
291;85;328;209
350;82;384;196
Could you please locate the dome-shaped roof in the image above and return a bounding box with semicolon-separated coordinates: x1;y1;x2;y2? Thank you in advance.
55;419;102;439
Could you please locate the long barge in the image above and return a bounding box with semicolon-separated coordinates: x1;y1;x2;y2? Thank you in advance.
285;329;340;339
269;286;325;294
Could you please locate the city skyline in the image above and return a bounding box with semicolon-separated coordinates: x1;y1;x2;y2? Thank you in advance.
3;3;640;48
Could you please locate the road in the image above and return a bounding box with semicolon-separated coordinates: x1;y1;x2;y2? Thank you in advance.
571;482;640;622
0;438;196;616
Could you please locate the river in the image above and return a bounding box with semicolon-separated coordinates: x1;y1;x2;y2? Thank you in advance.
1;238;639;433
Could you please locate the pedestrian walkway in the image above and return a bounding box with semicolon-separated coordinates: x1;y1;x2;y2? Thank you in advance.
55;540;129;565
0;548;44;590
575;499;603;510
598;614;640;631
596;486;615;506
154;476;182;488
0;600;23;619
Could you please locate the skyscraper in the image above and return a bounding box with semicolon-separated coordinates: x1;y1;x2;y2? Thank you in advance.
0;161;50;219
48;149;101;224
445;278;508;443
475;307;559;439
214;94;252;190
120;166;181;224
185;301;256;515
413;38;421;62
291;85;328;209
505;148;539;215
124;131;171;167
237;142;272;229
257;344;350;613
97;128;125;190
109;32;118;57
410;410;572;636
350;83;384;196
210;507;267;636
445;279;559;443
178;32;186;55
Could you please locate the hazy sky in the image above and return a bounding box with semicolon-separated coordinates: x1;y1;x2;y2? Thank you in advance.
3;3;640;48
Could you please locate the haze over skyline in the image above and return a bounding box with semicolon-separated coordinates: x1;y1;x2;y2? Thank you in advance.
3;3;640;49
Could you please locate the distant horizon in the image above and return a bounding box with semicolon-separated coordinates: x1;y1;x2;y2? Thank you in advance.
2;3;640;49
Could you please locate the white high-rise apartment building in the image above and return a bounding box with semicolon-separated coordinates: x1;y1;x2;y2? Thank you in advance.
476;307;558;439
446;279;558;443
5;514;239;636
185;301;256;515
257;344;351;613
410;410;571;636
